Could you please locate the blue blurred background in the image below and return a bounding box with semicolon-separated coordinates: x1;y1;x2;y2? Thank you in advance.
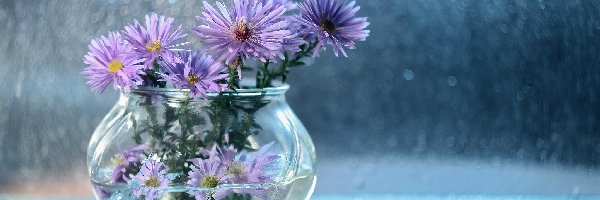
1;0;600;197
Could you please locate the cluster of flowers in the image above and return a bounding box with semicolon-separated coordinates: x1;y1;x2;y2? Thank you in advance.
106;143;278;200
83;0;369;98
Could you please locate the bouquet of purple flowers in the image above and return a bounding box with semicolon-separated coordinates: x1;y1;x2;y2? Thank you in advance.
83;0;369;97
84;0;368;199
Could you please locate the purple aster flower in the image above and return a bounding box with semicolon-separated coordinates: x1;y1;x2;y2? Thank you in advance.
255;0;297;10
123;12;188;68
280;19;306;54
83;32;145;93
256;0;304;55
162;50;229;99
193;0;294;64
217;143;279;198
216;145;238;166
130;160;170;200
187;152;232;200
297;0;370;57
111;144;148;184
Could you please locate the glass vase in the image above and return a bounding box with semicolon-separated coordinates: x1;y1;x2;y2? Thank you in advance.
87;83;316;200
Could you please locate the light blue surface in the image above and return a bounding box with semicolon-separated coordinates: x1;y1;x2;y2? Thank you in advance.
1;195;599;200
0;197;90;200
313;195;600;200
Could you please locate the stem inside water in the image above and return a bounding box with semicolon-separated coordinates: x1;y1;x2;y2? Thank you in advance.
130;93;265;185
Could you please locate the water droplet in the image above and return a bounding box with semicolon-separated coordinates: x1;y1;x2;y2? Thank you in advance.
447;76;457;86
93;10;105;23
120;6;129;16
403;69;414;81
15;70;24;98
168;0;177;4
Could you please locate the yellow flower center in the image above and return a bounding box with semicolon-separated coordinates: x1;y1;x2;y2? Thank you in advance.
144;176;161;188
202;176;219;188
145;41;162;53
108;60;124;73
111;154;125;166
187;74;200;84
226;162;245;176
320;19;336;34
232;18;253;41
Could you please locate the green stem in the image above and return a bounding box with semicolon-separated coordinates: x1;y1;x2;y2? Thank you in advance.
290;40;319;64
228;56;242;90
269;40;319;84
257;60;271;89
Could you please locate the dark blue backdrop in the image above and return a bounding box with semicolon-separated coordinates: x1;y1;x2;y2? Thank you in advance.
1;0;599;195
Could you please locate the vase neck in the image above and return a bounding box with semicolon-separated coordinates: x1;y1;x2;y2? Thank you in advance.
117;85;289;106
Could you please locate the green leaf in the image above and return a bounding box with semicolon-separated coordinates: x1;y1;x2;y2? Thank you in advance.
289;61;306;67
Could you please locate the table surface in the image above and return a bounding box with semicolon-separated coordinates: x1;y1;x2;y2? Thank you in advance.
1;195;599;200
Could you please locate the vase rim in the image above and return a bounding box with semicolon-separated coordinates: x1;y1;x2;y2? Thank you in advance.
128;80;290;98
